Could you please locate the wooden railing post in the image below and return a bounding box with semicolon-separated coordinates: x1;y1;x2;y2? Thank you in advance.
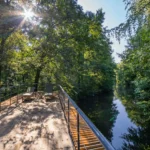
77;113;80;150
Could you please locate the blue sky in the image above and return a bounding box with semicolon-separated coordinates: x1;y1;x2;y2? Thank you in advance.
77;0;127;63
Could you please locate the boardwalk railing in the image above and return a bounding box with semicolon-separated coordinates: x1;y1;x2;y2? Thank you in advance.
58;85;115;150
0;83;57;111
0;83;43;111
0;84;27;111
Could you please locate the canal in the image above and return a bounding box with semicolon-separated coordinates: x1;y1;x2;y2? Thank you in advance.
78;93;150;150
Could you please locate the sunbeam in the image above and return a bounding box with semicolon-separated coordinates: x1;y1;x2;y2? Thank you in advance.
23;9;34;20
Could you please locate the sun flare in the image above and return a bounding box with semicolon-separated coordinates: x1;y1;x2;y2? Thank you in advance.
23;9;34;19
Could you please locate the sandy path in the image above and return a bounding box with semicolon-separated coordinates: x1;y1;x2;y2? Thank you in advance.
0;97;73;150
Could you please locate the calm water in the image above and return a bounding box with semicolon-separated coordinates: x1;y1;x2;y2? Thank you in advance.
111;99;137;149
78;93;148;150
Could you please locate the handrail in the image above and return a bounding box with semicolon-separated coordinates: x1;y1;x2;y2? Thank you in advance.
0;84;27;111
0;83;58;111
59;85;115;150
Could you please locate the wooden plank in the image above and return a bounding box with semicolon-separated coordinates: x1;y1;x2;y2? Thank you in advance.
70;124;89;128
73;137;98;142
70;127;90;130
71;132;95;136
72;134;97;139
67;104;105;150
79;143;103;149
73;137;98;141
75;141;100;146
79;148;105;150
71;130;93;134
76;146;105;150
73;139;101;147
88;147;105;150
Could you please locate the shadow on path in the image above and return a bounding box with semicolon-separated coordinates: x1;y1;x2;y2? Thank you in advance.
0;98;73;150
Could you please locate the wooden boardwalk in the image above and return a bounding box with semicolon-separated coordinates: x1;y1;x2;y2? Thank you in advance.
64;106;105;150
69;106;105;150
0;96;73;150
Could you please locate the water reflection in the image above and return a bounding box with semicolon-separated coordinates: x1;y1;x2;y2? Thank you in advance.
121;126;150;150
78;93;150;150
112;99;137;149
78;93;118;142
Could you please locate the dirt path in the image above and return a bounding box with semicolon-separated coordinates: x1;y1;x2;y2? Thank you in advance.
0;97;73;150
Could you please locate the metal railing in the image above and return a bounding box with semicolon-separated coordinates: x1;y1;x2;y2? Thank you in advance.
58;85;115;150
0;83;58;112
0;84;28;111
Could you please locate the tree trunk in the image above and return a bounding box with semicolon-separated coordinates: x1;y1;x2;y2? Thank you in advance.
0;38;5;59
34;67;42;92
0;38;6;85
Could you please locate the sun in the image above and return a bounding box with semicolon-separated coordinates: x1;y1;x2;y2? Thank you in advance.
23;9;34;20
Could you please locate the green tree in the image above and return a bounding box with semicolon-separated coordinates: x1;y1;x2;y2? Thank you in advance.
0;0;115;97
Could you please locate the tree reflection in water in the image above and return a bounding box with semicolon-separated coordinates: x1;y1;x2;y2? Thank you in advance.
116;88;150;150
121;126;150;150
78;93;118;142
78;92;150;150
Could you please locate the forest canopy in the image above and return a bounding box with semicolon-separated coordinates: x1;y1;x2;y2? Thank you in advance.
115;0;150;149
0;0;115;97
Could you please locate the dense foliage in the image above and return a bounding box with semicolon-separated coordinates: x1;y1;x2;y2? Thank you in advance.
0;0;115;97
116;26;150;149
115;0;150;149
116;0;150;123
